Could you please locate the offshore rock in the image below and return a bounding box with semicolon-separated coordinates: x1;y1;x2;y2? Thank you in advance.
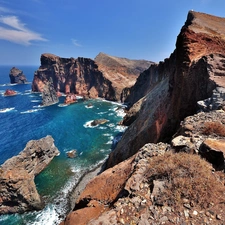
42;77;59;106
9;67;27;84
64;93;77;104
0;135;59;214
4;89;17;96
95;52;154;101
106;11;225;168
32;53;117;101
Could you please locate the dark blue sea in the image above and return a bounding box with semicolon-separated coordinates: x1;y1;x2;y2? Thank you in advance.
0;66;126;224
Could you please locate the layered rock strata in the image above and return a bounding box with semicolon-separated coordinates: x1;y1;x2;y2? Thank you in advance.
106;11;225;168
0;135;59;214
9;67;27;84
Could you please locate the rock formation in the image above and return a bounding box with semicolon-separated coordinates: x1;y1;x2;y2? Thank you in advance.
42;77;59;106
64;93;77;104
60;11;225;225
9;67;27;84
106;10;225;168
4;89;17;96
32;54;117;101
95;52;154;101
0;135;59;214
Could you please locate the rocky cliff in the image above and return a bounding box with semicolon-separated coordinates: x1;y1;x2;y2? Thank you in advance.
60;11;225;225
32;54;117;101
0;135;59;214
9;67;27;84
106;10;225;168
95;52;154;101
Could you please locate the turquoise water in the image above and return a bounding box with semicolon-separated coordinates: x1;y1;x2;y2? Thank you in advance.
0;66;126;224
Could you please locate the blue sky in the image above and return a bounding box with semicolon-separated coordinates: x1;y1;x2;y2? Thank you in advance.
0;0;225;65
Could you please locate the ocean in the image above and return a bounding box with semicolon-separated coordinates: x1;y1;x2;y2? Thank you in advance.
0;65;126;225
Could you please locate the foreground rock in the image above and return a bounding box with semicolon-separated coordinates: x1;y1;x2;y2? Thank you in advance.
42;77;59;106
0;135;59;214
106;11;225;168
4;89;17;96
9;67;27;84
64;93;77;104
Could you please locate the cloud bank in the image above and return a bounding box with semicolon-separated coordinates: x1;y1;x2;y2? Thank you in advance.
0;15;47;45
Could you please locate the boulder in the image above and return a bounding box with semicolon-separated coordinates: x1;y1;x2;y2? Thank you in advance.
66;150;77;158
199;138;225;170
90;119;108;126
0;135;59;214
64;93;77;104
4;89;17;96
9;67;27;84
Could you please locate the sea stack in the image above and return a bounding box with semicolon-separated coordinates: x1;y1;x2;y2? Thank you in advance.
9;67;27;84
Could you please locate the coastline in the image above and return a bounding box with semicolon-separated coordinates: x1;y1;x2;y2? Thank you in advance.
66;161;106;214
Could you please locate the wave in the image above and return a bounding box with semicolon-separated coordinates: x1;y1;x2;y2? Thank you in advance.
0;83;18;87
85;104;94;109
31;100;41;103
20;109;44;114
83;120;97;128
0;107;16;113
58;103;69;107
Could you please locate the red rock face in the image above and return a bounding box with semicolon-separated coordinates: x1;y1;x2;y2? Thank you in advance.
32;54;117;101
106;11;225;168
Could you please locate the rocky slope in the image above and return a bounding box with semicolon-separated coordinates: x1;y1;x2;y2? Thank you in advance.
0;136;59;214
95;52;154;101
60;11;225;225
106;10;225;168
9;67;27;84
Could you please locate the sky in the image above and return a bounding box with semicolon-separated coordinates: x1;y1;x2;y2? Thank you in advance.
0;0;225;65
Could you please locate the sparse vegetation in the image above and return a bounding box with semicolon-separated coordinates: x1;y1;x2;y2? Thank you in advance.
202;121;225;136
147;152;225;209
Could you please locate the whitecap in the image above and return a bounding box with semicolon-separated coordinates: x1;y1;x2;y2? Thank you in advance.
31;100;41;103
85;105;94;109
97;126;107;130
83;120;97;128
114;125;127;132
20;109;43;114
103;133;111;136
97;111;107;115
107;123;115;128
0;107;15;113
58;103;69;107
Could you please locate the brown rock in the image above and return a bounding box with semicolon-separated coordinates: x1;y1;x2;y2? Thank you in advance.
199;138;225;170
106;11;225;168
4;89;17;96
0;135;59;214
64;93;77;104
9;67;27;84
66;150;77;158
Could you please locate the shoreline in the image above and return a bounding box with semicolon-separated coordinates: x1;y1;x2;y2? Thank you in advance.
66;161;106;213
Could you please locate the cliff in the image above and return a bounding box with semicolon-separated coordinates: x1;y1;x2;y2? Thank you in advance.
61;11;225;224
106;11;225;168
32;54;117;101
32;53;151;102
95;52;154;101
0;136;59;214
9;67;27;84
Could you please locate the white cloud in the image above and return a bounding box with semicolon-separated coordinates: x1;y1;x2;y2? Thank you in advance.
71;38;82;47
0;15;47;45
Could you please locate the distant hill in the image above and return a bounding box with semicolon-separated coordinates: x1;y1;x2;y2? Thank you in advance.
95;52;154;101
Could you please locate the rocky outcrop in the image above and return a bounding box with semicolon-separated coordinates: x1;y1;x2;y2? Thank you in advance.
42;77;59;106
32;54;117;101
0;135;59;214
9;67;27;84
95;52;154;101
106;11;225;168
64;93;77;104
4;89;17;96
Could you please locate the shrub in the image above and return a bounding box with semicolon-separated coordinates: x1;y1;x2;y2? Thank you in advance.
147;152;225;209
202;121;225;136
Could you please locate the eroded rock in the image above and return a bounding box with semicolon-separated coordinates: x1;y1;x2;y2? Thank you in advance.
0;135;59;214
9;67;27;84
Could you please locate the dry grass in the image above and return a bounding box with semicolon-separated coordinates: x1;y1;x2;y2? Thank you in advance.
147;152;225;209
202;121;225;136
